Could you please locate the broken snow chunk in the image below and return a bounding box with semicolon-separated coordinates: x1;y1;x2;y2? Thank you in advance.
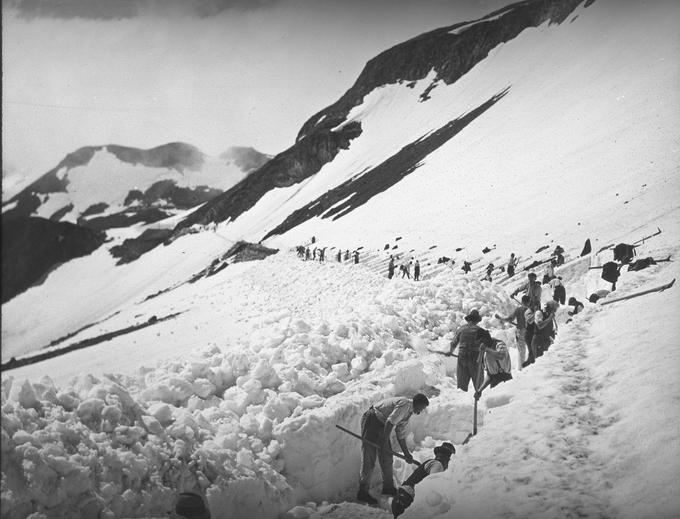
76;398;105;422
300;395;324;409
192;378;216;399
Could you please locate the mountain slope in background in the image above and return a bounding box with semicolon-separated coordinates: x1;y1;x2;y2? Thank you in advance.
166;0;677;263
2;143;270;230
1;0;680;517
1;217;106;303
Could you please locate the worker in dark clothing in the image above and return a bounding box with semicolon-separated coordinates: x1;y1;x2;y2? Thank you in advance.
567;297;585;316
532;300;557;358
391;442;455;518
345;249;350;261
337;250;342;262
414;260;420;281
507;253;518;277
462;261;472;274
601;261;622;291
354;251;360;264
305;248;310;260
388;257;395;279
446;309;492;392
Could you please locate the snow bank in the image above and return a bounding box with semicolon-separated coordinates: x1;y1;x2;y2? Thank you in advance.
1;268;516;518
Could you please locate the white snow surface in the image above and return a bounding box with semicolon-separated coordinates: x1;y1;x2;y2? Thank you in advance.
30;148;253;221
2;1;680;518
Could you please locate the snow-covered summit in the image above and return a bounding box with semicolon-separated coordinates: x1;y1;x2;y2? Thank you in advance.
2;142;270;230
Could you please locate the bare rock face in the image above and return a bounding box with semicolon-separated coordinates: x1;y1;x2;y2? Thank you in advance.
177;122;362;230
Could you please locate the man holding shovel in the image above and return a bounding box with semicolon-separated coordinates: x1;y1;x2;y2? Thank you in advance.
356;394;430;505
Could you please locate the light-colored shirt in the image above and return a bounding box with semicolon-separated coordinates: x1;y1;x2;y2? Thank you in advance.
424;459;445;475
484;341;512;374
372;397;413;440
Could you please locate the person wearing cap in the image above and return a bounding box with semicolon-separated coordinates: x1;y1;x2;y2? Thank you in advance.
474;337;513;400
511;272;542;309
532;300;558;358
357;394;430;505
391;442;456;518
447;309;493;392
174;492;211;519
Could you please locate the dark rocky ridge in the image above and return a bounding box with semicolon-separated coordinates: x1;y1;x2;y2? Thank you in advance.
263;89;508;239
176;122;362;231
173;0;587;237
296;0;585;143
1;217;106;303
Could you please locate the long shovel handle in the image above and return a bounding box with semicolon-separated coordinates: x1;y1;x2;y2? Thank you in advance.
335;424;421;466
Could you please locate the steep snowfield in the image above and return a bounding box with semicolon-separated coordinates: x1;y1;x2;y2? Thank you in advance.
2;215;678;519
2;0;680;518
204;0;679;259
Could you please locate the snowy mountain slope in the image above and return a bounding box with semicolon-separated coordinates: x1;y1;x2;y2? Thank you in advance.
2;212;678;519
175;0;585;234
2;0;680;517
2;143;269;230
168;0;679;263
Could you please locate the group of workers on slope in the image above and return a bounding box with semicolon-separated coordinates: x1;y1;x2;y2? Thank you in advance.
297;245;360;264
387;256;421;281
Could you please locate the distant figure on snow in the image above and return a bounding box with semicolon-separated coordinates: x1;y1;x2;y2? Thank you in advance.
391;442;455;518
461;261;472;274
507;253;518;277
388;256;395;279
357;394;430;505
485;263;494;281
337;250;342;262
414;260;420;281
552;245;565;265
313;247;317;260
305;247;311;261
345;249;351;261
550;276;566;305
354;250;360;264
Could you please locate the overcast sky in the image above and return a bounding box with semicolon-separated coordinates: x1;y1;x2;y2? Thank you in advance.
2;0;510;195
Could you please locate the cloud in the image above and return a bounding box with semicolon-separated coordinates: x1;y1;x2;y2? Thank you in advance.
9;0;283;20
